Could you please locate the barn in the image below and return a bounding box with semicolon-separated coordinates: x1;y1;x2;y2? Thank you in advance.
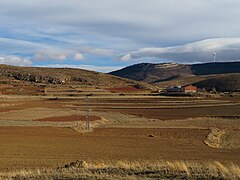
182;85;197;93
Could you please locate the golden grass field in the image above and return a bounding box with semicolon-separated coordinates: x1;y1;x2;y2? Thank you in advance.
0;85;239;179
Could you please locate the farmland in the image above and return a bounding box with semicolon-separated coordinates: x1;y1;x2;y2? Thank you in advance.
1;0;240;178
0;84;239;178
0;67;239;179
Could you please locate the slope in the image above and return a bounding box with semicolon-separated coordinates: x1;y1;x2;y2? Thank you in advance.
110;61;240;90
0;64;155;90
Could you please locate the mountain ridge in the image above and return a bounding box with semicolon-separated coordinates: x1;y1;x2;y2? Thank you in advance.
110;61;240;91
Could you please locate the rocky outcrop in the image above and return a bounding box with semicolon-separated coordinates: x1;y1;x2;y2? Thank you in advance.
0;71;67;84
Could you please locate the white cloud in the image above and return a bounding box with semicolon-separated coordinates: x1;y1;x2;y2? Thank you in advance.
0;56;32;66
1;0;240;45
1;1;240;66
120;38;240;62
0;37;114;62
0;37;68;60
74;53;85;60
75;47;115;57
34;52;67;61
120;53;132;61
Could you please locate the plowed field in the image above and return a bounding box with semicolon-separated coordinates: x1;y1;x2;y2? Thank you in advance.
0;127;239;170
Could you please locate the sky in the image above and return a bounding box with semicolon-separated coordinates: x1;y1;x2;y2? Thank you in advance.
0;0;240;72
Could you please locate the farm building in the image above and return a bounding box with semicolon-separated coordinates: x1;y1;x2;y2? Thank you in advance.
182;85;197;93
166;85;197;93
166;86;182;93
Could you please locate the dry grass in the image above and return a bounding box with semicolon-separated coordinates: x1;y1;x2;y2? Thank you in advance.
204;127;226;148
71;117;110;133
0;160;239;179
204;127;240;149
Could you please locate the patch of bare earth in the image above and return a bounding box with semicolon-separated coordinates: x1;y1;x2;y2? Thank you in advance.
0;108;76;121
107;104;240;120
0;127;240;171
106;86;145;93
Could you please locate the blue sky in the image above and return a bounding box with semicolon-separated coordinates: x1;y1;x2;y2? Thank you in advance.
0;0;240;72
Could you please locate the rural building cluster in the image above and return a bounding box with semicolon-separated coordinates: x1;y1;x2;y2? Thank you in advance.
166;85;197;94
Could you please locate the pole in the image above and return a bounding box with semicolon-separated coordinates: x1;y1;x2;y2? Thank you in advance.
76;107;79;127
86;96;90;130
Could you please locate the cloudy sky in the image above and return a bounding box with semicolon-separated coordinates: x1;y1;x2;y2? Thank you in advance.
0;0;240;72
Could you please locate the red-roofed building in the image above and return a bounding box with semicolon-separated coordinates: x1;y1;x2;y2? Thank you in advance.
182;85;197;93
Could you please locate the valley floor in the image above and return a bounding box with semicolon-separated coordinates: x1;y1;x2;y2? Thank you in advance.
0;93;239;178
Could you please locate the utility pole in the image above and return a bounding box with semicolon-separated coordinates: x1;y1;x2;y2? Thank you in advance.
76;106;79;127
86;95;90;131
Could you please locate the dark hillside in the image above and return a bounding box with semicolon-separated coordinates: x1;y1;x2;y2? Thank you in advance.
194;74;240;92
110;61;240;91
191;62;240;75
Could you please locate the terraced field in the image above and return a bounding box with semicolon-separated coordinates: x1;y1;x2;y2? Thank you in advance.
0;92;239;172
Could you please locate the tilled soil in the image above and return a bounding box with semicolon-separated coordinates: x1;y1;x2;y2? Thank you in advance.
0;127;239;171
106;104;240;120
35;115;101;122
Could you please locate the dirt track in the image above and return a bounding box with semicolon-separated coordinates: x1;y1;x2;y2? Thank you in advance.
0;127;239;170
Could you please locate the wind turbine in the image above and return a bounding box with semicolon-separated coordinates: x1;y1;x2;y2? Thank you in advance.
212;51;216;63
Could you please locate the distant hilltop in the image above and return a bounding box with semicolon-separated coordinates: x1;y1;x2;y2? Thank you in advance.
0;64;156;90
110;61;240;91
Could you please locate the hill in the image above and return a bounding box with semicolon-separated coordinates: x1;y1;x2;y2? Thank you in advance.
194;74;240;92
0;64;156;95
110;62;192;83
110;61;240;91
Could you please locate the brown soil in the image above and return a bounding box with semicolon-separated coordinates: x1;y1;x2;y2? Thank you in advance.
35;115;101;122
0;84;45;95
106;86;143;92
0;95;239;171
0;127;239;171
108;104;240;120
2;95;238;121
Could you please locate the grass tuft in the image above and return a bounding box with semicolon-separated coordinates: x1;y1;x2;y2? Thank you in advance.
1;160;239;179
